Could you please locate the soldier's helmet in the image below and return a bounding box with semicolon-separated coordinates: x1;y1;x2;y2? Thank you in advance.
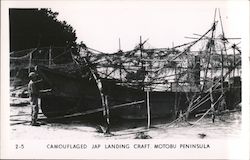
28;72;37;78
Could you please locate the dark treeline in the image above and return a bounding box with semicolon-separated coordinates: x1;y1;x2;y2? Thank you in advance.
9;8;77;52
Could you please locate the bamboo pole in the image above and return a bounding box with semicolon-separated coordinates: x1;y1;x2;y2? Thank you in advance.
188;59;241;114
219;9;230;81
145;55;151;129
104;95;110;134
39;100;145;120
119;38;121;51
201;9;217;92
146;90;150;129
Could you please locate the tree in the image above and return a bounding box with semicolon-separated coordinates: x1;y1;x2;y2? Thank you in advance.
9;8;77;52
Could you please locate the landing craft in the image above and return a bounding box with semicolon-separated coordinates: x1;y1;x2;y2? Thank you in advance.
10;10;242;122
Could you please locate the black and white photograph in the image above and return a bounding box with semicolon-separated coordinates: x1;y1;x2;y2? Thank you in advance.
1;0;249;159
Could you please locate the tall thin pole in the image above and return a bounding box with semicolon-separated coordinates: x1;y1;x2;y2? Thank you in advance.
201;8;217;92
105;95;110;134
145;55;150;129
119;38;121;51
218;9;229;80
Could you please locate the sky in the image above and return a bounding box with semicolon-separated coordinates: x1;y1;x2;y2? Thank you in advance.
50;1;245;53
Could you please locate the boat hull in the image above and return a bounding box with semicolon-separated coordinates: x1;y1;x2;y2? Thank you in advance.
36;65;241;119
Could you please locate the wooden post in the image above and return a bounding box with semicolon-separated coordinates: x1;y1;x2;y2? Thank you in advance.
145;56;151;129
104;95;110;134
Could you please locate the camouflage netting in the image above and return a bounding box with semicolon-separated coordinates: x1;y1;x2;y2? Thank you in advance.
10;47;75;87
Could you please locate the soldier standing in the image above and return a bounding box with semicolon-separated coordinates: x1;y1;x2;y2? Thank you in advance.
28;72;40;126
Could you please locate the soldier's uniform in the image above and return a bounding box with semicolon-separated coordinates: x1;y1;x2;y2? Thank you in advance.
28;72;40;126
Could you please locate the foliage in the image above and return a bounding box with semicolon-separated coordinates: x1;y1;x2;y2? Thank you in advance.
9;8;77;52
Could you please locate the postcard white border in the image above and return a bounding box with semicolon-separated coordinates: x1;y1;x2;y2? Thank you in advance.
1;0;249;159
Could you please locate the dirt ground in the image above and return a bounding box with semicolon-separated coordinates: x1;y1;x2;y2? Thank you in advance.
10;96;241;140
